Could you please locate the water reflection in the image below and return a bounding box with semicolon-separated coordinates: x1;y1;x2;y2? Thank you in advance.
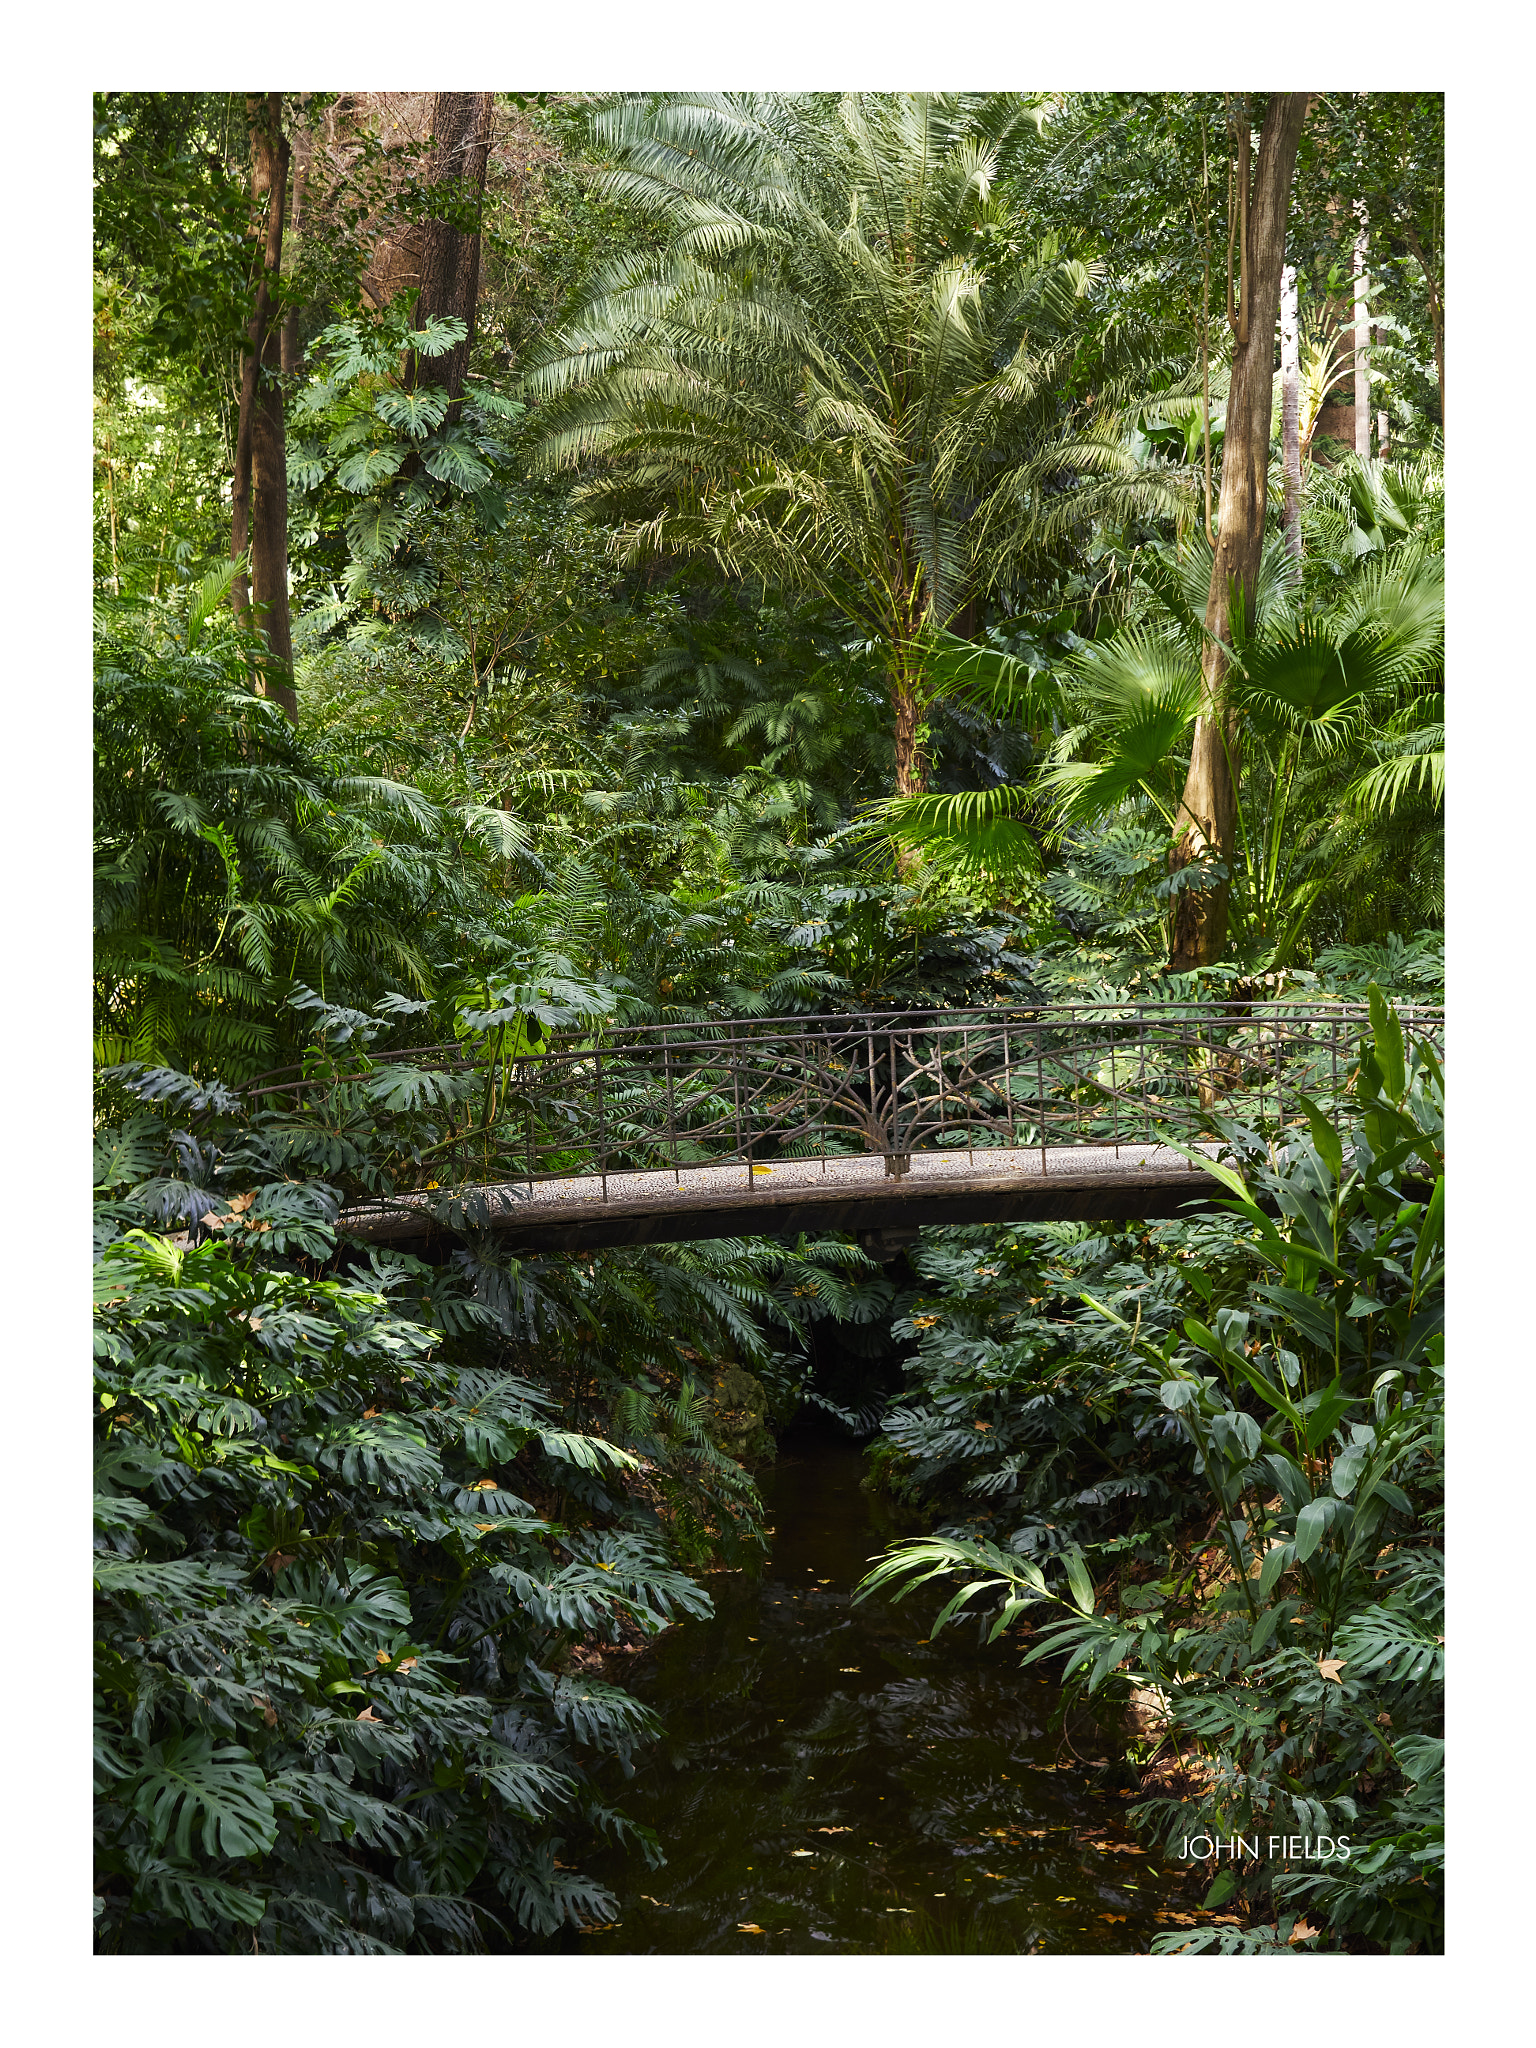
576;1433;1193;1953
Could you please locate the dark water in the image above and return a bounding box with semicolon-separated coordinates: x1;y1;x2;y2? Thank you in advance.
575;1433;1194;1954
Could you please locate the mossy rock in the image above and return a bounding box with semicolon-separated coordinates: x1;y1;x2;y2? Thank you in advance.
700;1363;776;1469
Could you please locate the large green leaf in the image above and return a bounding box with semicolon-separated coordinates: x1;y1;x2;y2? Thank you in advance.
421;431;493;491
374;386;451;437
345;498;408;562
131;1737;278;1861
335;443;407;494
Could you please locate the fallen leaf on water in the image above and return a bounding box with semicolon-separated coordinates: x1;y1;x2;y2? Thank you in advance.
790;1849;815;1858
839;1666;860;1673
737;1923;766;1934
815;1827;853;1835
640;1896;672;1908
1099;1913;1127;1923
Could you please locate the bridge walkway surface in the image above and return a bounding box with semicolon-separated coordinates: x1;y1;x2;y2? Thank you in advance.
340;1140;1222;1254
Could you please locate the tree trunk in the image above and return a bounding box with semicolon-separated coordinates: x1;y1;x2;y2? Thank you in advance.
890;651;928;798
231;96;283;632
411;92;494;413
1168;92;1309;973
1403;221;1444;433
230;94;296;721
1280;261;1301;559
280;96;312;378
1353;212;1371;460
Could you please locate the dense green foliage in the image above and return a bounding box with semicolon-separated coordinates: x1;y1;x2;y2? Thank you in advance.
94;87;1444;1956
858;982;1444;1953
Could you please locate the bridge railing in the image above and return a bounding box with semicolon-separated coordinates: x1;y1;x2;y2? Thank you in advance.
247;999;1444;1204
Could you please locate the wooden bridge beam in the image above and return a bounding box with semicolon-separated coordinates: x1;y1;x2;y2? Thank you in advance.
342;1163;1224;1257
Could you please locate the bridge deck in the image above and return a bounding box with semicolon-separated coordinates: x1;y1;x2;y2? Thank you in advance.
341;1141;1224;1253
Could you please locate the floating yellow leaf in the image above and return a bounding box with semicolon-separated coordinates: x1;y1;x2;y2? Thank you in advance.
737;1922;766;1934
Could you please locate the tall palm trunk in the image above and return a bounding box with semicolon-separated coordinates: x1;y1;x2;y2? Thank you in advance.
1353;212;1371;460
1168;92;1309;971
890;650;927;797
1280;261;1301;559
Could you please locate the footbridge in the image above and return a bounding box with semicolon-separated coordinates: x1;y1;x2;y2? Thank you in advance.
306;999;1441;1255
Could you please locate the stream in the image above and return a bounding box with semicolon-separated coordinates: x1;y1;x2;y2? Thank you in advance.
575;1428;1196;1954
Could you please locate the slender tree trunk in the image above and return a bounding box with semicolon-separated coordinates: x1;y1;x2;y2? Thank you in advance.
1403;221;1444;433
1377;407;1390;458
1280;261;1301;558
1168;91;1309;972
230;94;296;720
1353;211;1371;460
411;92;494;413
280;96;312;378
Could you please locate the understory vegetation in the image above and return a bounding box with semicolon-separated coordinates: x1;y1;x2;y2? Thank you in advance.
95;88;1443;1954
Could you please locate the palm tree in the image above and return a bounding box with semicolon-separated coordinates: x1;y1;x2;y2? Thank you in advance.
872;511;1443;972
525;92;1182;796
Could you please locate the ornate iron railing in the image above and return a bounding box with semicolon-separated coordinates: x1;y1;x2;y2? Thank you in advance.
249;999;1444;1205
